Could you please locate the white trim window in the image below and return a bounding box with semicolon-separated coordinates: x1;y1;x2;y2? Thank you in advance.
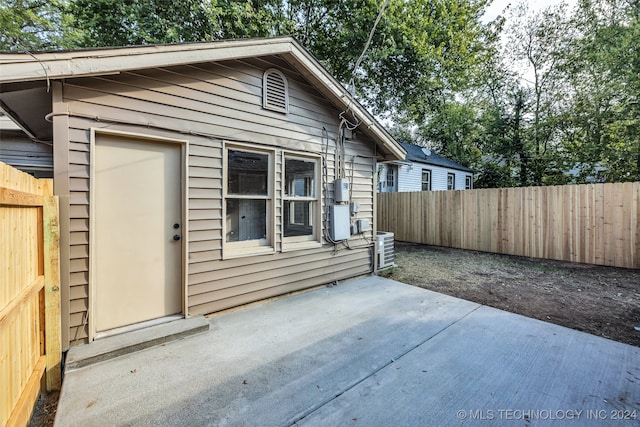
421;169;432;191
283;154;320;245
465;175;473;190
386;165;397;191
447;173;456;190
224;146;274;256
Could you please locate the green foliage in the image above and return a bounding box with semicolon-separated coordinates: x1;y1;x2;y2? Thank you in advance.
464;0;639;186
1;0;637;184
563;0;640;182
370;0;491;118
66;0;222;46
0;0;70;50
417;101;482;168
474;160;516;188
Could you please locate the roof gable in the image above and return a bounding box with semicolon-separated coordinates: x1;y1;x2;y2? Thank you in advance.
0;37;405;161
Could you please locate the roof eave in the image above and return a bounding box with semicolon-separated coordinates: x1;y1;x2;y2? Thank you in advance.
0;37;405;160
409;159;473;172
284;40;405;161
0;37;296;84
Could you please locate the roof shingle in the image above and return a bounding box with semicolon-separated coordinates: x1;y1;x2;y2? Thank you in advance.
400;142;472;172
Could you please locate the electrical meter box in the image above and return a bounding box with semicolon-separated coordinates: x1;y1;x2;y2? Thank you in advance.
329;204;351;241
334;178;350;203
356;219;370;233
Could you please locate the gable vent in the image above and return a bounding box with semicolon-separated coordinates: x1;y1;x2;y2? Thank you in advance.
263;68;289;113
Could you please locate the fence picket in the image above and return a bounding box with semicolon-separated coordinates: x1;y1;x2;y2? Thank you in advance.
377;183;639;269
1;162;61;426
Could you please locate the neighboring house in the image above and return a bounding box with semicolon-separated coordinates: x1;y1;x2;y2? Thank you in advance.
0;112;53;177
0;37;405;349
378;142;473;192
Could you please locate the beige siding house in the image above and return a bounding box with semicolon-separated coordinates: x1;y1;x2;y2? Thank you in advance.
0;37;405;349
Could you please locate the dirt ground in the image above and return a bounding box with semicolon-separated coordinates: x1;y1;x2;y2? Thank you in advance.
28;391;58;427
380;242;640;347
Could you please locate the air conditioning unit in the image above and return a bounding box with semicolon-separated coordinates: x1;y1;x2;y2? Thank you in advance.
376;231;395;270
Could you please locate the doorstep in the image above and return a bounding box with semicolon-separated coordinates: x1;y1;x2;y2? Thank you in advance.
64;316;210;372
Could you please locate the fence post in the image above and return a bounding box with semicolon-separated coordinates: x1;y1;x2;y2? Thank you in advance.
43;187;62;391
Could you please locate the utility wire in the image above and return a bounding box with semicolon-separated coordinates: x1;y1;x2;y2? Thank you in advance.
348;0;390;93
340;0;389;131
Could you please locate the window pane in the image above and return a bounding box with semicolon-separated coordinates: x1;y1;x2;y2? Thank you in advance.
226;199;267;242
285;158;315;197
386;166;396;188
228;150;268;195
284;200;314;237
421;170;431;191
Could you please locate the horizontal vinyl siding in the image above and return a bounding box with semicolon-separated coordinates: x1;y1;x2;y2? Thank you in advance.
190;247;372;315
396;162;473;192
432;167;472;191
65;121;91;342
61;56;377;343
0;131;53;175
398;164;420;192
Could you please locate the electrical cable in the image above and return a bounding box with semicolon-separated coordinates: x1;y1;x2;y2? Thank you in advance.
21;49;51;92
336;0;388;131
322;127;339;246
348;0;390;94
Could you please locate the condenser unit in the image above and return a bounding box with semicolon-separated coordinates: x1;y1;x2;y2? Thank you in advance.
376;231;395;270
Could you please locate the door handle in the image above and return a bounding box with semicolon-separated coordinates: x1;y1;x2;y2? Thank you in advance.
173;235;181;241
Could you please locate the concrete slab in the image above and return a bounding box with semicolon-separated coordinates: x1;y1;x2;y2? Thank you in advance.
299;305;640;426
64;315;209;371
55;276;640;426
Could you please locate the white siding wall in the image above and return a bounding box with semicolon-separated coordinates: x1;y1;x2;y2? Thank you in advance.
379;162;472;192
434;167;473;191
398;163;419;192
55;56;378;346
378;163;401;192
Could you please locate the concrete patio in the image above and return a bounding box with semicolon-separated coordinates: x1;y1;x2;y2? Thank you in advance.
55;276;639;426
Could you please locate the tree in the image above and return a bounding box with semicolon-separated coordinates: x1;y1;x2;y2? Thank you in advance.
505;2;576;185
66;0;222;46
0;0;73;50
64;0;492;126
565;0;640;182
417;101;482;168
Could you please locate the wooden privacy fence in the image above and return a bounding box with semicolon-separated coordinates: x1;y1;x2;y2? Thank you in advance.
378;182;640;269
1;162;61;427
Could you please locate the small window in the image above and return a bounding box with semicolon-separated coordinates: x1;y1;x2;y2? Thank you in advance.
447;173;456;190
263;68;289;113
421;169;432;191
465;175;473;190
224;147;274;255
386;165;397;190
283;155;320;245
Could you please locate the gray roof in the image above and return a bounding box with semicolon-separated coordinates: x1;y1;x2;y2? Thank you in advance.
400;142;472;173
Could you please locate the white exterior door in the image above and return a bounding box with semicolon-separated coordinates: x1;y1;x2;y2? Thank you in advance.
94;134;182;333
